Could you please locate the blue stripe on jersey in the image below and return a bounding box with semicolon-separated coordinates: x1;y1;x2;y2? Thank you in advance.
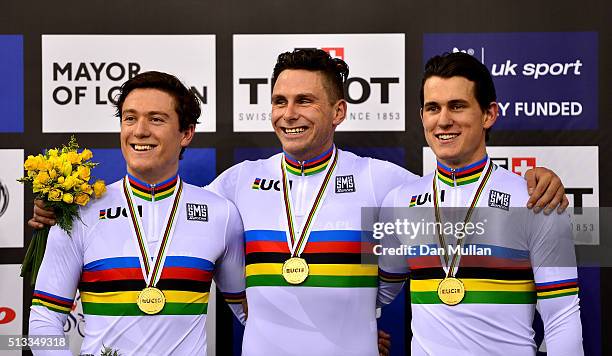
33;290;74;303
245;230;369;242
536;278;578;287
164;256;215;270
83;256;215;271
467;244;530;259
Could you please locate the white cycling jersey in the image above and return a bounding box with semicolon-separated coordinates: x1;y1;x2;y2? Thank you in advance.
30;174;246;356
207;146;418;356
378;155;583;356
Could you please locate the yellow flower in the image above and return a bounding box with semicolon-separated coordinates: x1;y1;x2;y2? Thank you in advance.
80;183;93;195
47;148;59;157
77;166;91;181
48;169;57;179
93;180;106;198
61;161;72;177
33;182;43;193
65;151;81;165
62;193;74;204
74;193;90;206
34;171;50;185
80;149;93;161
61;175;78;190
57;176;65;184
24;155;40;171
48;189;62;201
40;158;53;172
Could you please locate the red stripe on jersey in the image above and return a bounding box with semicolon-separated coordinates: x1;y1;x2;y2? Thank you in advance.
246;241;290;254
459;256;532;268
81;267;144;282
302;241;374;254
159;267;213;281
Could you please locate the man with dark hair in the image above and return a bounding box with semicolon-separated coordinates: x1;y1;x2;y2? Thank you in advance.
378;52;583;355
31;51;567;355
114;70;201;159
205;49;568;355
29;71;246;355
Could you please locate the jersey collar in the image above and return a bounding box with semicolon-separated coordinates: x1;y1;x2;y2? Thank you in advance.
127;173;179;201
436;155;488;187
283;145;334;176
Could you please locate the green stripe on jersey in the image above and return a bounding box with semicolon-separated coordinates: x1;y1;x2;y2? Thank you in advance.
247;275;377;288
82;302;208;316
411;291;536;304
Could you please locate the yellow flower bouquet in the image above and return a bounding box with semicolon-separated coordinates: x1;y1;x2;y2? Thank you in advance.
18;136;106;285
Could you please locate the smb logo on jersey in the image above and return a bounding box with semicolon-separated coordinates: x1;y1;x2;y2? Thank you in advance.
186;203;208;222
335;175;355;193
99;205;143;220
252;178;293;191
423;32;598;130
488;190;510;211
233;34;405;132
42;35;216;133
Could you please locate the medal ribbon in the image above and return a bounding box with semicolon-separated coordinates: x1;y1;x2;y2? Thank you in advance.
122;176;183;287
281;147;338;257
432;159;493;278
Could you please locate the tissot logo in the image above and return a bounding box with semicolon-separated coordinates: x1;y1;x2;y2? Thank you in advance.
186;203;208;222
488;190;510;211
409;191;446;207
0;307;16;324
42;35;217;133
99;205;143;220
335;175;355;193
233;34;405;132
252;178;293;191
0;178;8;218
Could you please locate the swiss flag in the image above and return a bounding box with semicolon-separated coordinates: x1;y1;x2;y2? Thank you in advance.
511;157;536;176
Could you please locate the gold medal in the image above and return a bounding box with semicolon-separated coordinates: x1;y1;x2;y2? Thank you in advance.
137;287;166;314
437;277;465;306
282;257;309;284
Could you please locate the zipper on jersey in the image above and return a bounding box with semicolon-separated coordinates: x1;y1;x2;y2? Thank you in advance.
451;169;457;187
151;183;156;202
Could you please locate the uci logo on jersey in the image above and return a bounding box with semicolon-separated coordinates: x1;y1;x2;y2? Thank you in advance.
409;190;446;207
186;203;208;222
251;178;293;191
488;190;510;211
335;175;355;193
99;205;143;220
